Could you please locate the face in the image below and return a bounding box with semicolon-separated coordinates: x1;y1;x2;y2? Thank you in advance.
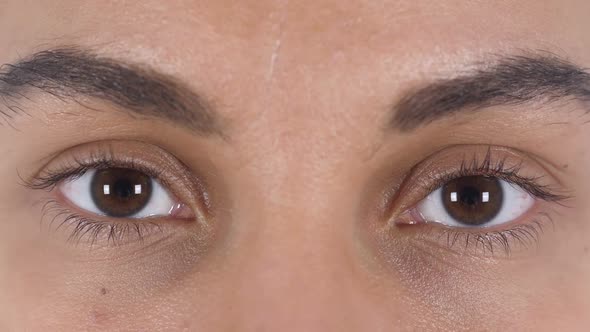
1;0;590;330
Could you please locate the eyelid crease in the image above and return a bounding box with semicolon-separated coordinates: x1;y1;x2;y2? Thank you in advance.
23;154;164;192
22;140;215;248
380;145;571;258
385;144;571;221
21;140;210;210
426;147;569;203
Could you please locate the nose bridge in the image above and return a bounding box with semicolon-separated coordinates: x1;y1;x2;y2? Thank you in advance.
225;177;368;330
219;66;377;328
232;226;360;331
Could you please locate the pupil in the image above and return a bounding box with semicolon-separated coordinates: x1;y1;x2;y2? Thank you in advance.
441;176;503;226
114;178;134;198
460;186;480;206
90;168;153;218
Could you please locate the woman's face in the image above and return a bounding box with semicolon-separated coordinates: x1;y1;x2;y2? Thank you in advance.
1;1;590;330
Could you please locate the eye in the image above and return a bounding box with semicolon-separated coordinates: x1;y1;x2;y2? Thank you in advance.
415;175;535;228
60;168;186;219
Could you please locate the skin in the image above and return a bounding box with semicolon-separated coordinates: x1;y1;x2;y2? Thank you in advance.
1;0;590;330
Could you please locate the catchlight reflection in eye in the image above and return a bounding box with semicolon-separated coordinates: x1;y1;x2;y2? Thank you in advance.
411;176;535;228
60;168;190;219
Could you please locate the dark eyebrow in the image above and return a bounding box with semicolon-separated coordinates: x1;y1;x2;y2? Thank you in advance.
0;47;222;135
392;52;590;131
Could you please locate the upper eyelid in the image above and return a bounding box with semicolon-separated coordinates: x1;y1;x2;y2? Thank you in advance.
22;139;189;189
25;144;212;248
383;145;569;219
26;139;215;216
432;156;566;202
430;148;566;199
24;157;164;191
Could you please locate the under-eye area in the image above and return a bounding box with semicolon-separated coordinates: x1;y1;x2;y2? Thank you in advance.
2;1;590;330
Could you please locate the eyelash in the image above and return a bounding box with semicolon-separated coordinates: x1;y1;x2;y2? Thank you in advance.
26;147;569;254
25;154;173;247
424;149;567;203
39;199;164;246
434;213;553;256
25;156;163;191
396;149;569;256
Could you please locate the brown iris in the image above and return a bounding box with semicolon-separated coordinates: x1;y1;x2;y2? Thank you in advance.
90;168;153;217
441;176;503;226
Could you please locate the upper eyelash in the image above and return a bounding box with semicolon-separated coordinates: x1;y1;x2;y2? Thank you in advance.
402;148;569;257
425;148;569;202
27;146;568;252
23;155;166;246
23;153;164;192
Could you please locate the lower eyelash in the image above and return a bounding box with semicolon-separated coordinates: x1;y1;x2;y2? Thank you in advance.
425;211;554;257
39;199;163;247
389;147;569;258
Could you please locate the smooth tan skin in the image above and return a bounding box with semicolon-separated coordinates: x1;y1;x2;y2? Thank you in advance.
1;1;590;331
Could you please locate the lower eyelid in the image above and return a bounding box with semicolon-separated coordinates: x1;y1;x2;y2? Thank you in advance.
392;207;555;258
378;147;569;259
37;196;194;247
46;174;203;247
22;140;214;247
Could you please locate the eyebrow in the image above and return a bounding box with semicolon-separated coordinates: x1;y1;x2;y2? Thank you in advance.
0;47;222;135
392;53;590;131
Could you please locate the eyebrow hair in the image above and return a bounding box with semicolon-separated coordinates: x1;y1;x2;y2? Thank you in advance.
0;47;222;135
392;53;590;131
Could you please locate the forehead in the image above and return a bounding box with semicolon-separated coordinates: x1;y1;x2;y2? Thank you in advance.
4;1;588;54
1;0;589;133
